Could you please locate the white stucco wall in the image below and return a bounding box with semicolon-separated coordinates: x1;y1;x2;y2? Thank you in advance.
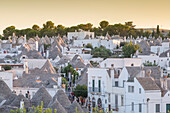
100;58;142;68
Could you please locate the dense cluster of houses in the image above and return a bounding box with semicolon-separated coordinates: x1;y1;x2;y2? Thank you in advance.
0;30;170;113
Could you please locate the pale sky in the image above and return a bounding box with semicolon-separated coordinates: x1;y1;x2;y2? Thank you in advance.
0;0;170;34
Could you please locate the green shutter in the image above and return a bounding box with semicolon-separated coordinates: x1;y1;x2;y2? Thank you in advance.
92;80;95;91
99;80;101;92
166;104;170;113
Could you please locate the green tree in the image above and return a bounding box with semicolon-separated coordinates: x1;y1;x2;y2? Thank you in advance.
125;21;136;29
144;31;152;38
73;85;87;98
40;29;56;37
136;29;144;37
65;26;79;32
0;35;3;39
128;29;137;38
32;24;40;31
92;46;112;58
55;25;66;36
19;28;32;37
99;20;109;29
77;23;93;31
3;26;15;38
43;21;55;29
85;43;93;49
27;30;40;38
44;44;51;51
157;25;160;35
86;23;93;31
168;31;170;38
120;42;127;47
103;25;115;36
2;65;12;70
152;30;155;37
61;64;78;77
92;27;102;36
103;24;129;37
122;42;141;58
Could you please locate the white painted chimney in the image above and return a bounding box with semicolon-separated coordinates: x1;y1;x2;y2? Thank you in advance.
35;41;38;51
24;60;28;74
20;99;24;109
167;52;169;57
46;49;49;59
24;35;27;44
58;76;62;87
161;68;163;78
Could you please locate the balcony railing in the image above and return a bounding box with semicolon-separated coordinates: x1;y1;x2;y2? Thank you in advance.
89;87;101;93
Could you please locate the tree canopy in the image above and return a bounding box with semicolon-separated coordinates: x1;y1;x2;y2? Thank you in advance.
32;24;40;31
73;85;87;98
99;20;109;29
85;43;93;49
1;21;166;40
122;42;141;58
92;46;112;58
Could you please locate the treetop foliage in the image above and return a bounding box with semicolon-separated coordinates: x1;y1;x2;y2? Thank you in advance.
1;20;165;40
122;41;141;58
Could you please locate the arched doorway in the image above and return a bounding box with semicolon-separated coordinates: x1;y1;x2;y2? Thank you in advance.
97;98;102;108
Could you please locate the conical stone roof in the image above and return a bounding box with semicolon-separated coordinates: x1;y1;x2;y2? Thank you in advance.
31;86;52;108
40;59;56;74
4;93;17;105
10;94;30;108
54;89;71;108
0;80;11;99
48;98;67;113
67;101;84;113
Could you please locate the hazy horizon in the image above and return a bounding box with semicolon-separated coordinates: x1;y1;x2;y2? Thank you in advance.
0;0;170;34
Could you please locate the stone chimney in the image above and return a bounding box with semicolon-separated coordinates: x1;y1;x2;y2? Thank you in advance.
145;69;151;77
157;48;160;56
24;35;27;44
24;60;28;74
109;64;115;78
20;99;24;109
142;70;145;77
167;52;169;58
46;49;49;59
35;41;38;51
58;76;62;87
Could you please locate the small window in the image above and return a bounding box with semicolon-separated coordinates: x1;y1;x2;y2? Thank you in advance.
128;86;134;93
156;104;160;112
132;102;134;111
118;70;120;75
139;104;142;112
121;95;124;106
123;80;125;87
115;81;118;87
108;93;111;103
139;88;141;94
115;95;118;108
